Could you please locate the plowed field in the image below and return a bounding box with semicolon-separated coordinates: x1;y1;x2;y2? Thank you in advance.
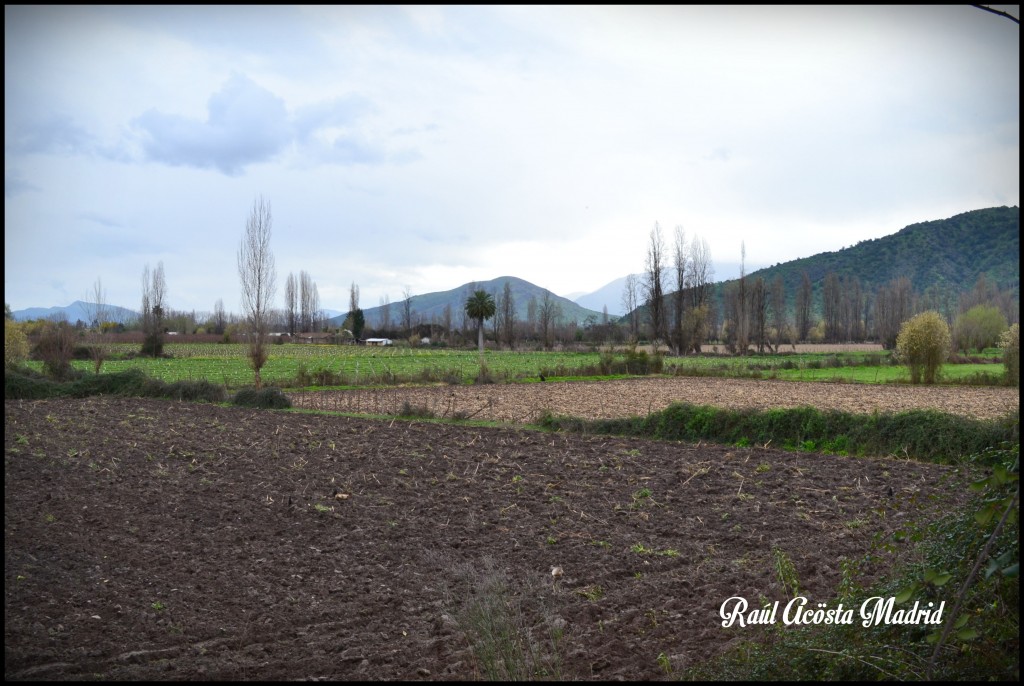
4;387;985;680
289;377;1020;423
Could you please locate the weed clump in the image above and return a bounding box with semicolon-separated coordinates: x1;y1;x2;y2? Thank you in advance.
397;400;435;419
233;387;291;409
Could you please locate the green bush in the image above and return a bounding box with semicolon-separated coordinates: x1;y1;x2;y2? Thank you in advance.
4;366;63;399
896;311;951;384
954;304;1008;353
5;366;226;403
233;387;291;409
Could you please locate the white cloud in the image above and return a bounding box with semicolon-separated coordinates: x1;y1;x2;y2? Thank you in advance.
3;5;1018;314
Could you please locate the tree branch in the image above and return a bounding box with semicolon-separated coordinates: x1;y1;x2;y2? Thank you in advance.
971;4;1020;24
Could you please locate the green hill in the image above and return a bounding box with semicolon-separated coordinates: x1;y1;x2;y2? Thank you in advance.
631;206;1019;322
742;205;1019;302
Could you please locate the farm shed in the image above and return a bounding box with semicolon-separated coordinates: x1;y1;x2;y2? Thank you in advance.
365;338;393;346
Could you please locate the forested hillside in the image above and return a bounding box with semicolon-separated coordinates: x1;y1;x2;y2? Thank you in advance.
736;206;1019;310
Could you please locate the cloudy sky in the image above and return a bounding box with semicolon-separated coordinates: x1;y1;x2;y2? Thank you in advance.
5;5;1019;316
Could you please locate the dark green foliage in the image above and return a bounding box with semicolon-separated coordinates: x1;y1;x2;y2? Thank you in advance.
5;365;63;399
537;402;1018;464
141;332;164;357
162;380;227;402
233;387;291;409
72;345;96;361
4;366;224;403
351;308;366;341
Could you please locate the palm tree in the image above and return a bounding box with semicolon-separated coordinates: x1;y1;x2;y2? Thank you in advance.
465;289;496;353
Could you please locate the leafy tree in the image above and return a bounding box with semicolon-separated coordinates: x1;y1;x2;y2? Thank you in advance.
896;310;951;384
954;304;1008;353
465;289;496;353
998;323;1019;387
351;308;366;341
5;320;29;367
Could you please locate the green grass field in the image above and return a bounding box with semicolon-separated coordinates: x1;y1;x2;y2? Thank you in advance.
26;343;1009;388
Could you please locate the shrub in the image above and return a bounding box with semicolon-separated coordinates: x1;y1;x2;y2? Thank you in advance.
398;400;435;418
33;320;79;380
474;360;496;384
5;367;226;403
141;331;165;357
163;380;227;403
954;305;1008;353
4;365;62;399
4;321;30;367
233;387;291;409
998;323;1019;387
895;311;951;384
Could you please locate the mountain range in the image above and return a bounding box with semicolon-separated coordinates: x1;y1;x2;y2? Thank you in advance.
11;206;1018;327
329;276;607;329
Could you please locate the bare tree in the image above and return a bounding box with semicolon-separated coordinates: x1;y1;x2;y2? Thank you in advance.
82;277;109;373
82;277;109;331
643;223;667;350
379;294;391;332
442;302;452;343
750;276;768;353
734;242;750;355
401;286;414;334
526;296;538;341
795;270;813;342
349;281;360;317
875;277;914;349
621;274;639;341
843;276;864;342
213;298;227;336
309;280;322;332
284;273;297;336
237;195;277;388
538;292;560;350
298;271;313;333
770;275;786;351
671;225;688;355
822;271;841;343
687;236;713;310
141;262;166;357
499;280;516;349
686;236;714;353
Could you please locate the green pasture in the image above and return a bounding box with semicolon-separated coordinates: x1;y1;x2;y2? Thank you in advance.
25;343;1008;388
48;344;605;387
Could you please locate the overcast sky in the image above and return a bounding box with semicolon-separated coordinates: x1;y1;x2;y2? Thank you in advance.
5;5;1020;316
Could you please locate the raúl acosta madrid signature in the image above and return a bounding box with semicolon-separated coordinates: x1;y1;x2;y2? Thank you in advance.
720;596;946;628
